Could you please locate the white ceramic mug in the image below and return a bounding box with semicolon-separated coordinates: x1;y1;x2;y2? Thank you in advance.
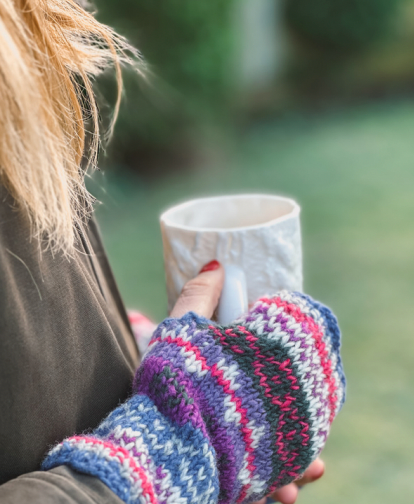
160;194;302;324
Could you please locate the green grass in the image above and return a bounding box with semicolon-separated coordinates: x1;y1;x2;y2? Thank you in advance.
93;100;414;504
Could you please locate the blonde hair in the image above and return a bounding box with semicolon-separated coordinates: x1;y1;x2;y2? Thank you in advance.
0;0;141;253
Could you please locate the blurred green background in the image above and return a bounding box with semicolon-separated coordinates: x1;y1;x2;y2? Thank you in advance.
89;1;414;503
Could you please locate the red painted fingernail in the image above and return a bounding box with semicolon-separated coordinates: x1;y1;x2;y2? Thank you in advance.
199;260;220;274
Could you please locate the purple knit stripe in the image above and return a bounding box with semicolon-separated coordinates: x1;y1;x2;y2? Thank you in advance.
146;325;272;438
107;431;171;504
136;355;209;436
136;355;242;503
150;331;274;484
193;330;275;487
141;338;273;501
138;344;243;502
144;344;249;501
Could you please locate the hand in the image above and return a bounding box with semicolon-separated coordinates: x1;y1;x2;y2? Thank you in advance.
171;261;325;504
252;458;325;504
46;261;339;504
171;262;326;504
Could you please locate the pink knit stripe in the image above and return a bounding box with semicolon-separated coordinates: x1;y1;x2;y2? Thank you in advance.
261;297;338;424
68;436;157;504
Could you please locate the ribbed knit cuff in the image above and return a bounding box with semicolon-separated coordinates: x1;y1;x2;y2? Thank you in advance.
42;394;219;504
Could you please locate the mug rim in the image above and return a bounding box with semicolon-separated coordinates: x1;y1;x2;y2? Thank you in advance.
160;193;301;232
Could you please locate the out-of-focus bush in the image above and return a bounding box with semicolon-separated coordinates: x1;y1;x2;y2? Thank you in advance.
95;0;414;170
285;0;402;52
96;0;234;171
275;0;414;107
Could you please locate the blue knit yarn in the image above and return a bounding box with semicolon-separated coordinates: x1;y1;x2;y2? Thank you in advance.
95;395;219;503
43;443;134;502
43;394;220;504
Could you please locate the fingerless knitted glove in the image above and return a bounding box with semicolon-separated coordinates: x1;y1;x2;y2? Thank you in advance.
43;291;345;504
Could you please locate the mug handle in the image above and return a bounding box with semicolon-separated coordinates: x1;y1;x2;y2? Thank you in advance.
217;265;248;325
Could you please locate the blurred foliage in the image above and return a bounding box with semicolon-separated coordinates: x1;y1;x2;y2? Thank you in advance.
285;0;403;52
95;100;414;503
275;0;414;109
95;0;234;169
93;0;414;170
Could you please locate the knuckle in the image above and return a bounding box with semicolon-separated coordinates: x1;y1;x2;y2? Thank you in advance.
180;280;209;299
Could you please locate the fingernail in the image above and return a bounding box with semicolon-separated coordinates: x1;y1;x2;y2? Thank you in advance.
199;260;220;274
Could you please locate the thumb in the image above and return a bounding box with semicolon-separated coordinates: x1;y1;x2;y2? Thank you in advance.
170;260;225;319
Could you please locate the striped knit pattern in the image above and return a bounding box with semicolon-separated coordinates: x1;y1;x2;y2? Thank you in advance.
42;291;345;504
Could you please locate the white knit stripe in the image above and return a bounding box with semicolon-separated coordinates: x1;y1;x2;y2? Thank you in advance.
178;456;218;504
304;302;345;415
237;448;268;500
143;325;190;359
311;332;344;417
269;308;332;451
278;292;344;415
213;359;268;495
279;291;344;418
234;422;268;496
61;437;153;504
248;421;265;450
121;399;217;503
243;446;268;499
99;402;196;504
111;425;183;504
242;306;331;457
220;361;241;391
148;338;269;494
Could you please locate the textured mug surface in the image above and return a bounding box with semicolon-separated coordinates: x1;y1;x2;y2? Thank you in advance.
160;194;303;311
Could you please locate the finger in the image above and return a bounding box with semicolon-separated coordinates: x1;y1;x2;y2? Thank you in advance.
296;458;325;487
251;499;267;504
250;459;325;504
270;483;299;504
170;260;225;319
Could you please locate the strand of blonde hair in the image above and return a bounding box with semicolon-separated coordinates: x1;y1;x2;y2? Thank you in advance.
0;0;143;253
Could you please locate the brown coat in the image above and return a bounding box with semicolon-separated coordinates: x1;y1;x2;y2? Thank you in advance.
0;187;140;502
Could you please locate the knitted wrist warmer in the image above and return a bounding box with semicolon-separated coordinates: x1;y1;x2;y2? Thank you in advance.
42;291;345;504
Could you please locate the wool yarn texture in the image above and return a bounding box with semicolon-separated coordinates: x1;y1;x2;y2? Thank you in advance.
43;291;346;504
